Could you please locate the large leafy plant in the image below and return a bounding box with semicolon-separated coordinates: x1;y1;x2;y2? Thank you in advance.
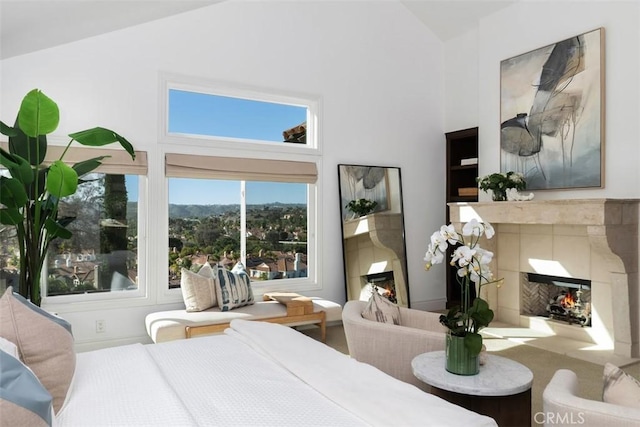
0;89;134;306
424;218;499;356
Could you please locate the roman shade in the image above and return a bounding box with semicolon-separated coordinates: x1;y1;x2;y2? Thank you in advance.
165;153;317;183
0;142;147;175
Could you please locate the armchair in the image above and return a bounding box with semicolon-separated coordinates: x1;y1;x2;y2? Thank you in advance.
542;369;640;426
342;300;447;391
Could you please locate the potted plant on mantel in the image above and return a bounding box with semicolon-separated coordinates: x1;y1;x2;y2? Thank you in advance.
424;218;501;375
345;198;378;219
0;89;135;306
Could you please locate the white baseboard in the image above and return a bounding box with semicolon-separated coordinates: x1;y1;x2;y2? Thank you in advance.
74;335;152;353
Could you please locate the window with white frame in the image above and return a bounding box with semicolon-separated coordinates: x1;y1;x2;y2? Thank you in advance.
163;81;319;292
39;147;147;301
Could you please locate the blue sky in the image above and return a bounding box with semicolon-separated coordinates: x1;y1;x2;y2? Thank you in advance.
126;90;307;205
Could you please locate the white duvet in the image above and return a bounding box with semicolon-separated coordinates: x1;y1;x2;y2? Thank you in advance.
56;320;496;426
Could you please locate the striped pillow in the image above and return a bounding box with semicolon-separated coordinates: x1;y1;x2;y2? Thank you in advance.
603;362;640;408
215;263;255;312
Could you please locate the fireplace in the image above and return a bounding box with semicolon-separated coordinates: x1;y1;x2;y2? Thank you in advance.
522;273;592;327
448;199;640;358
362;271;397;303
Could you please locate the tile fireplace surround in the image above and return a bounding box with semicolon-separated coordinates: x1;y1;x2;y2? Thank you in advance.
448;199;639;359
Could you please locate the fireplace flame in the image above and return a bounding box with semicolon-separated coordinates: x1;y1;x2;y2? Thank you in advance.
560;292;575;309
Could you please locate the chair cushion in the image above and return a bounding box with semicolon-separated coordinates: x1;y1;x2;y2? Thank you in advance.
603;362;640;408
0;287;75;414
361;291;400;325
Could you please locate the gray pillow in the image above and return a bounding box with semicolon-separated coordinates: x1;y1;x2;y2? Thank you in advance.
0;347;53;427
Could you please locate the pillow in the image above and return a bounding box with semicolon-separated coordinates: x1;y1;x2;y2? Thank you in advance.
180;265;217;312
362;290;400;325
0;350;53;427
215;262;255;312
603;362;640;408
0;287;75;414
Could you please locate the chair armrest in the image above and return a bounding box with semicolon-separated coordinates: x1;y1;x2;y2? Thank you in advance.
398;306;448;333
542;369;640;427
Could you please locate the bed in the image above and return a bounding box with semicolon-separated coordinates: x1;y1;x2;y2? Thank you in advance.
0;288;497;426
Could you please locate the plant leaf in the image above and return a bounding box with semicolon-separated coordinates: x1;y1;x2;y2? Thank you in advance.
9;118;48;166
0;208;22;225
72;156;109;177
0;121;18;137
47;160;78;198
18;89;60;137
69;127;135;160
464;332;483;356
0;176;28;208
45;218;72;239
0;148;34;185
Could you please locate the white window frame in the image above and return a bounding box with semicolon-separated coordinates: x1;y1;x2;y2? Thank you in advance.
159;72;321;156
157;74;323;303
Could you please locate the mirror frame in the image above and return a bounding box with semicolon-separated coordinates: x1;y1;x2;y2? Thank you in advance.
337;164;411;307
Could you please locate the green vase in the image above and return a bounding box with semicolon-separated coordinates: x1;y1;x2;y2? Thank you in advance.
445;333;479;375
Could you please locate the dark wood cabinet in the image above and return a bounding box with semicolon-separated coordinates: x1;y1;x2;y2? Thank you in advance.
445;127;478;308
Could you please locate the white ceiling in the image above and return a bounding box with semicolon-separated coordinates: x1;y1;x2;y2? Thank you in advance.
0;0;516;60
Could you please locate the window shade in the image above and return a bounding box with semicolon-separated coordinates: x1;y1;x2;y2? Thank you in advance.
0;142;147;175
165;153;317;183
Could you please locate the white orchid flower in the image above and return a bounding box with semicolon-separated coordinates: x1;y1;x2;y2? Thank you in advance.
452;245;475;268
462;218;482;237
440;224;459;245
430;230;449;253
483;222;495;239
475;247;494;265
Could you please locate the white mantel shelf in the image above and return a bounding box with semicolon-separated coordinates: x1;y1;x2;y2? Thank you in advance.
448;198;640;226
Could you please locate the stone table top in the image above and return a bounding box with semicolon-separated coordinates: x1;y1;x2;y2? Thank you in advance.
412;351;533;396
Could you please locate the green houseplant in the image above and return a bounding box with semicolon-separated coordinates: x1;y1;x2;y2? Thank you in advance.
424;218;500;375
0;89;135;306
345;198;378;218
477;171;526;201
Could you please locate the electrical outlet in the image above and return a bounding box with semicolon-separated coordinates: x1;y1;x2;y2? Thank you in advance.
96;320;106;333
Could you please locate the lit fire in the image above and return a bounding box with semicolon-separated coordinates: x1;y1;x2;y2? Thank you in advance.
560;292;575;309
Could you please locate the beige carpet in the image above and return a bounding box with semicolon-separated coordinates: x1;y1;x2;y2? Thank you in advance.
299;324;640;427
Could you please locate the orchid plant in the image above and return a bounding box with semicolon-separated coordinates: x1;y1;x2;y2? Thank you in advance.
424;218;499;356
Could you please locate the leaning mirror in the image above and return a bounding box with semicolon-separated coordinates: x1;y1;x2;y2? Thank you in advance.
338;164;410;307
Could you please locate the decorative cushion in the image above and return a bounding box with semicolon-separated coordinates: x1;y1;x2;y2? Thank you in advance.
362;290;400;325
0;287;75;414
603;362;640;408
215;262;255;312
0;350;53;427
180;264;217;312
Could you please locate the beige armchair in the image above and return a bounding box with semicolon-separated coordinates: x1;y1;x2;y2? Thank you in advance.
342;300;447;391
543;369;640;426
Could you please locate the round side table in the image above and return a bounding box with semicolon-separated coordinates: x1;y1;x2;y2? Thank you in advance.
412;351;533;427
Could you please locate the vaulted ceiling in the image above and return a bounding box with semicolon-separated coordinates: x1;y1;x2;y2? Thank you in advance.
0;0;515;60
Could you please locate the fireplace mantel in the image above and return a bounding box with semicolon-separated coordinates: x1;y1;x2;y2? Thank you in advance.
448;198;640;358
448;198;640;226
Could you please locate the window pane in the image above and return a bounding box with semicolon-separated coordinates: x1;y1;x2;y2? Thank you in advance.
245;182;308;281
168;89;308;144
167;178;308;288
45;174;139;296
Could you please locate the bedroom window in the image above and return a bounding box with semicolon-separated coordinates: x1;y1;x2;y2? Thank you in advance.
37;147;148;302
166;154;316;291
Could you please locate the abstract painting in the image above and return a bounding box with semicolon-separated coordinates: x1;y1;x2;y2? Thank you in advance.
500;28;605;190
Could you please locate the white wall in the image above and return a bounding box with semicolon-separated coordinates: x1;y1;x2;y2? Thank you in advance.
444;1;640;346
1;1;446;349
445;1;640;200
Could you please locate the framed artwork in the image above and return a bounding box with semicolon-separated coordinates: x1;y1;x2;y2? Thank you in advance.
338;164;389;221
500;28;605;190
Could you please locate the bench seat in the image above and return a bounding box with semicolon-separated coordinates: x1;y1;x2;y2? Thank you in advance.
145;298;342;343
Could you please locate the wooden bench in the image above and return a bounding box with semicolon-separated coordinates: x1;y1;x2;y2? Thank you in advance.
184;293;327;341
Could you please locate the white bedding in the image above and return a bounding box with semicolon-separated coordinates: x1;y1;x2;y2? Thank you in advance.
56;320;496;426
